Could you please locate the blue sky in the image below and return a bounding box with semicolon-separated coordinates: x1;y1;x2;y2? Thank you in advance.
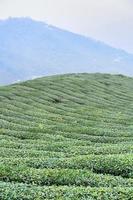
0;0;133;53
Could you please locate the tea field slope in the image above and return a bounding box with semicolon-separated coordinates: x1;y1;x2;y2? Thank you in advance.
0;73;133;199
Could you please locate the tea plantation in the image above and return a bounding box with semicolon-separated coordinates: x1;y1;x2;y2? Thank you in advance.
0;73;133;199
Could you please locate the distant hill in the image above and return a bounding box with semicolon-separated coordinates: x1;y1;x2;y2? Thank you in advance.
0;17;133;85
0;73;133;198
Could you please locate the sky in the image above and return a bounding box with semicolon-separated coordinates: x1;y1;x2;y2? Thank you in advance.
0;0;133;53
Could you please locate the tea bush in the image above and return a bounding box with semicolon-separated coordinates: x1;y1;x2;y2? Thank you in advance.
0;73;133;199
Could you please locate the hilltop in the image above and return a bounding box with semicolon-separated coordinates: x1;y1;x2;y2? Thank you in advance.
0;17;133;85
0;73;133;199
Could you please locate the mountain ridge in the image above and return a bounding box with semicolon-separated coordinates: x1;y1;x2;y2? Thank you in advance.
0;17;133;85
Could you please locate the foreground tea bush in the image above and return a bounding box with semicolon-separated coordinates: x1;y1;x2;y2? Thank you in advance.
0;73;133;199
0;165;133;187
0;182;133;200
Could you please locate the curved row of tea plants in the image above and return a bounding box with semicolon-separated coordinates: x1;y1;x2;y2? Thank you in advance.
0;73;133;199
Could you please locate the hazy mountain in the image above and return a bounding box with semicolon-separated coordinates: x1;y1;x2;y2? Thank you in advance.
0;17;133;85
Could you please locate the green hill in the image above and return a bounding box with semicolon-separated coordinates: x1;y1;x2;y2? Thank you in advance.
0;73;133;199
